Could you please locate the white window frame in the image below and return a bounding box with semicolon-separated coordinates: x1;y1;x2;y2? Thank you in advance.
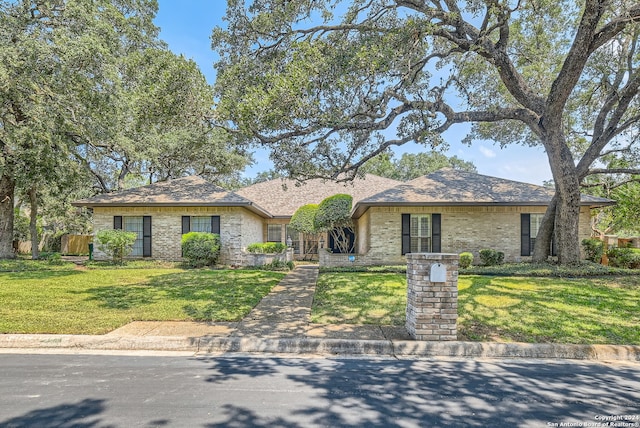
410;214;432;253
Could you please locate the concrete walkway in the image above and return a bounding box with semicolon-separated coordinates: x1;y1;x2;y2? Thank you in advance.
1;265;639;361
105;265;410;341
232;265;318;338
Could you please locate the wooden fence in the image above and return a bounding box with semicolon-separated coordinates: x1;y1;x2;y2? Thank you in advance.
61;235;93;255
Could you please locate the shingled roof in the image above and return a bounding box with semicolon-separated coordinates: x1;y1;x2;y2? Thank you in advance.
352;168;615;217
235;174;403;217
72;176;272;217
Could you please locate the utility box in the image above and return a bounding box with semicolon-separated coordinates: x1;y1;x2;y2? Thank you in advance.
430;263;447;283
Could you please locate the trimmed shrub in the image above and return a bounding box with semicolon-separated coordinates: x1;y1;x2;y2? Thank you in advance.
459;252;474;269
96;229;137;264
581;238;604;263
315;194;355;254
246;242;286;254
479;248;504;266
181;232;221;268
606;247;640;269
289;204;319;234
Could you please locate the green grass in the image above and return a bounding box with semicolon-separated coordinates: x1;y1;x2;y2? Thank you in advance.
458;275;640;344
0;261;285;334
312;272;407;325
312;272;640;345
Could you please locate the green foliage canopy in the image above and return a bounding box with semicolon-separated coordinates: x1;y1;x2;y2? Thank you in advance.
360;152;477;181
212;0;640;264
181;232;221;268
314;194;353;232
95;229;137;264
289;204;320;235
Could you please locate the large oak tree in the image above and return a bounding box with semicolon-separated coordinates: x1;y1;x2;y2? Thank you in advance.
1;1;251;259
213;0;640;265
1;0;160;258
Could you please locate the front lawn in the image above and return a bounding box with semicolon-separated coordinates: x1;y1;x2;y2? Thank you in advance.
312;272;640;345
312;272;407;325
0;261;285;334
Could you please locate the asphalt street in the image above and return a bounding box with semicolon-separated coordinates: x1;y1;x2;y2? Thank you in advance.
1;353;639;427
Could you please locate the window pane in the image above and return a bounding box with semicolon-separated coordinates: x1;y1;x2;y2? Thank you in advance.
530;214;543;238
124;217;144;257
267;225;281;242
191;216;211;233
410;236;431;253
285;225;300;254
420;216;430;237
410;214;430;238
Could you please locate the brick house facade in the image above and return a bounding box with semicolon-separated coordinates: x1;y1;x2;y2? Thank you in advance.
74;169;612;265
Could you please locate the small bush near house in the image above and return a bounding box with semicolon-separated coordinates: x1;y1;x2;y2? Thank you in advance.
581;238;604;263
181;232;221;268
479;249;504;266
251;259;294;271
606;247;640;269
246;242;287;254
459;252;474;269
96;229;137;264
39;252;64;265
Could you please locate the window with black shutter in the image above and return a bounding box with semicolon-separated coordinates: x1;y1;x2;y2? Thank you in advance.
522;213;553;257
402;213;442;254
182;216;221;234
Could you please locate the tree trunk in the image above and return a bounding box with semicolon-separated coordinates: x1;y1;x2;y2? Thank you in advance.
554;184;582;264
544;133;583;265
0;173;16;259
532;194;557;262
28;187;39;260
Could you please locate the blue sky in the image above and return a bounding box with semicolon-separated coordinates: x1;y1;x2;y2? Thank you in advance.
154;1;552;185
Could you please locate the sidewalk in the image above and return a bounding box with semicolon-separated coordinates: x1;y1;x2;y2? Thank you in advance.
1;265;639;361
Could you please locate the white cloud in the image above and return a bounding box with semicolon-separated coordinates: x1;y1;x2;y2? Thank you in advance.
479;146;497;158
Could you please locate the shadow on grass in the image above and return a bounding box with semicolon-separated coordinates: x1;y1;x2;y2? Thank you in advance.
312;272;406;325
84;270;283;321
1;269;82;281
458;275;640;344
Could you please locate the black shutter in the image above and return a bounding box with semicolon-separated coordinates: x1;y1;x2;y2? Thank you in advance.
211;216;221;234
114;216;122;230
401;214;411;255
328;232;337;252
182;216;190;235
521;214;531;256
143;216;152;257
432;214;441;253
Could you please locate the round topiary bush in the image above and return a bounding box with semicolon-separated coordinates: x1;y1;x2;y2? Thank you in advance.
459;252;474;269
479;248;504;266
181;232;221;267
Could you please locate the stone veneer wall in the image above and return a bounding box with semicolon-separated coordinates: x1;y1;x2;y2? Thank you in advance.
406;253;459;341
91;206;264;265
242;248;294;266
319;205;593;267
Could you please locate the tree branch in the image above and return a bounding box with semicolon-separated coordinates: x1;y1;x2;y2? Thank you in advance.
589;4;640;53
586;168;640;175
546;0;606;122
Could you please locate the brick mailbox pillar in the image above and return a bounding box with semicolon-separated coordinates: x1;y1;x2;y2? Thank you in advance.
406;253;459;341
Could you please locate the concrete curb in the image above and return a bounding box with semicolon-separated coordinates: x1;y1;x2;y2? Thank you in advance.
1;334;639;361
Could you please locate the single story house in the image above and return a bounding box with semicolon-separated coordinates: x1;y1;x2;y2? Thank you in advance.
73;168;613;265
